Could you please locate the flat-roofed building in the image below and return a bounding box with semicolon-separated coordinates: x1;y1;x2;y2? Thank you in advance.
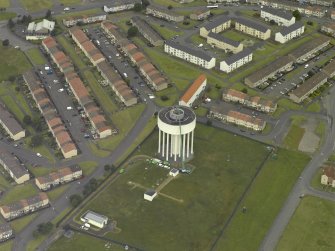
222;88;277;113
103;0;139;13
190;8;211;20
26;19;55;40
199;15;231;38
63;14;106;27
0;102;25;141
146;5;184;22
130;16;164;46
179;74;207;107
275;22;305;43
35;166;82;191
261;7;295;26
210;106;266;131
245;56;293;87
81;210;108;229
0;148;29;184
321;23;335;37
164;40;216;69
0;224;13;243
220;49;253;73
144;190;157;202
0;193;49;221
321;165;335;187
207;32;243;53
234;17;271;40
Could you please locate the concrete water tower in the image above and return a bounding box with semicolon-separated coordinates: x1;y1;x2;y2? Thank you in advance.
157;106;196;161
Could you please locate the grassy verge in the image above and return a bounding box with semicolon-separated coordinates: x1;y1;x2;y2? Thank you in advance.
0;12;16;20
26;48;46;65
0;0;9;8
19;0;53;12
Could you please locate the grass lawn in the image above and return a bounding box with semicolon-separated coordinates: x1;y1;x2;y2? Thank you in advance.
276;196;335;251
47;185;69;201
151;24;183;40
48;232;125;251
0;44;31;81
79;161;98;176
194;106;208;117
0;12;16;20
0;0;9;7
214;149;310;251
77;124;270;250
283;115;306;150
19;0;53;12
25;48;46;65
28;144;55;163
0;240;13;251
10;214;36;233
223;29;254;42
1;183;38;204
59;0;82;6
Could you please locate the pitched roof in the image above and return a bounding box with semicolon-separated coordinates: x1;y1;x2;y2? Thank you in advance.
165;40;214;61
235;17;270;33
262;7;294;21
181;74;206;103
278;22;304;36
222;48;253;65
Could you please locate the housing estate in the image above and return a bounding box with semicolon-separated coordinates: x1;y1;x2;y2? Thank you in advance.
23;70;78;158
164;40;216;69
207;32;243;53
179;74;207;107
0;148;29;184
0;224;13;243
321;165;335;187
199;16;231;38
234;17;271;40
275;22;305;44
146;5;184;22
35;166;83;191
130;16;164;47
219;49;253;73
260;7;295;26
0;102;25;141
0;193;49;221
63;14;106;27
321;23;335;37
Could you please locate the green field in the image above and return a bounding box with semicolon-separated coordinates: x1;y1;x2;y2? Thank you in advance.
0;12;16;20
1;183;38;204
0;0;9;8
76;124;271;250
214;149;310;251
19;0;53;12
151;23;183;40
223;30;254;42
276;196;335;251
59;0;82;6
0;44;31;81
283;116;307;150
25;48;46;65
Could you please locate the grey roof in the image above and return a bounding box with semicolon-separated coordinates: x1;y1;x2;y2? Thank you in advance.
147;5;183;18
0;224;12;235
203;15;231;30
145;190;157;196
130;16;163;43
83;210;108;224
235;17;270;33
208;32;240;47
0;148;29;180
290;72;328;99
278;22;304;36
158;106;196;126
288;36;330;60
0;102;24;136
223;48;253;65
262;7;294;21
105;0;139;7
165;40;214;61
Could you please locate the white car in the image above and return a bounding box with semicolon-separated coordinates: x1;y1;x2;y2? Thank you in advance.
36;153;42;157
58;88;64;92
66;106;73;110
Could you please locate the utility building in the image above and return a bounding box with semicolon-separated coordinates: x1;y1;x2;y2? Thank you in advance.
157;106;196;161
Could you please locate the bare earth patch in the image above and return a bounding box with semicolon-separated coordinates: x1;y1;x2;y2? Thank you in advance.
298;118;320;153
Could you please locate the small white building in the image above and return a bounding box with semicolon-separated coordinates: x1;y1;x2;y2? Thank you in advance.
261;7;295;27
26;19;55;40
179;74;207;107
220;49;253;73
169;168;179;177
80;211;108;229
275;22;305;44
144;190;157;201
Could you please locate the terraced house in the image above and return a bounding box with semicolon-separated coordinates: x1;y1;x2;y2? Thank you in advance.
0;224;13;243
179;74;207;107
0;102;25;141
103;0;140;13
146;5;184;22
199;16;232;38
234;17;271;40
207;32;243;53
63;14;106;27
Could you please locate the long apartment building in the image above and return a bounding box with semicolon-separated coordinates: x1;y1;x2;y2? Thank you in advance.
146;5;184;22
103;0;139;13
68;27;105;66
101;21;168;91
42;37;113;138
69;27;137;106
0;224;13;243
234;17;271;40
260;7;295;26
0;193;49;221
207;32;243;53
63;14;106;27
220;49;253;73
164;40;216;69
23;70;78;158
179;74;207;107
130;16;164;47
222;88;277;112
0;148;29;184
210;106;266;131
200;15;232;38
321;23;335;37
190;8;211;21
289;60;335;103
0;102;25;141
275;22;305;44
35;166;82;191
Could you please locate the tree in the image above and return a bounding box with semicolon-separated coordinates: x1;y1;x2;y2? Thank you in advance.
142;0;150;7
23;115;32;125
15;86;20;92
160;95;169;101
45;9;52;19
32;116;43;131
127;26;138;37
26;15;32;23
7;18;14;29
307;21;313;26
242;88;248;94
167;5;173;10
2;39;9;46
69;194;82;207
104;164;111;172
31;134;43;147
134;3;142;12
292;10;301;21
34;222;53;238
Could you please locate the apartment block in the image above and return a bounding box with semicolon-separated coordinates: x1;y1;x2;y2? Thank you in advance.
63;14;106;27
200;16;231;38
179;74;207;107
103;0;139;13
321;23;335;37
190;8;211;20
146;5;184;22
164;40;216;69
234;17;271;40
0;148;29;184
130;16;164;46
0;102;25;140
275;22;305;43
220;49;253;73
261;7;295;26
207;32;243;53
0;224;13;243
0;193;49;221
